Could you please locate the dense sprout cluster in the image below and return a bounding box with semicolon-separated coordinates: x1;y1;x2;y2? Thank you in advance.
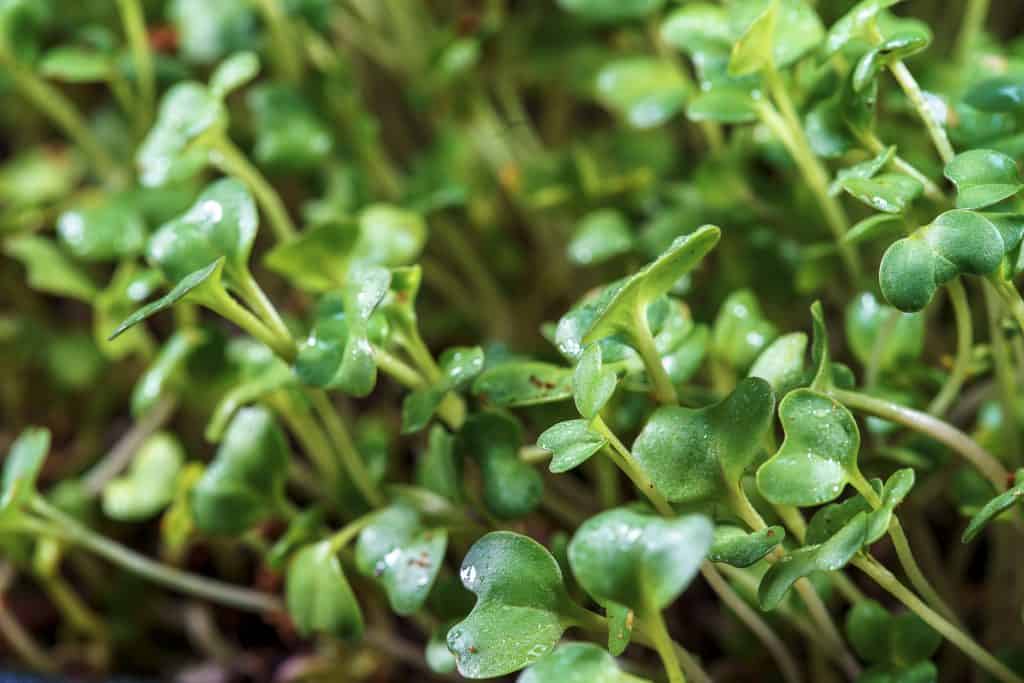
3;1;1024;682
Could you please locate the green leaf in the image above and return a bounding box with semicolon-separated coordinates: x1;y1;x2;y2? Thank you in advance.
944;149;1023;210
208;51;260;98
248;84;335;170
594;57;690;129
190;406;290;534
138;82;225;187
447;531;579;679
426;622;458;674
806;469;916;546
843;214;904;246
518;642;651;683
354;204;428;268
402;346;484;433
852;32;931;92
147;178;258;286
757;388;862;506
286;541;364;640
830;145;895;196
825;0;903;55
687;89;760;124
709;524;786;567
879;210;1005;312
844;292;924;370
962;469;1024;542
731;0;824;72
758;512;868;609
355;503;447;615
728;0;778;76
538;419;607;474
4;235;98;302
94;264;162;361
748;332;808;393
109;259;225;341
415;425;462;503
568;209;634;266
460;413;542;519
841;173;923;214
846;599;940;667
39;45;113;82
169;0;256;65
568;506;712;612
583;226;720;346
711;289;779;370
633;377;776;504
102;432;184;521
965;76;1024;114
0;427;50;515
261;221;355;292
556;0;664;23
56;193;147;262
606;602;634;656
266;507;325;570
131;328;206;416
573;343;617;419
472;362;575;407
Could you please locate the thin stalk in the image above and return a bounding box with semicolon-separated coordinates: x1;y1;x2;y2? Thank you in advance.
308;389;385;507
929;279;973;416
630;309;678;405
992;277;1024;336
209;136;297;243
30;498;282;614
251;0;302;82
37;572;107;639
644;607;687;683
755;99;861;281
957;0;991;67
831;388;1009;491
849;475;960;625
374;347;426;389
701;564;803;683
82;395;176;495
400;330;468;430
233;272;294;348
115;0;154;127
269;395;340;488
854;555;1023;683
984;280;1021;462
0;50;118;183
202;287;296;361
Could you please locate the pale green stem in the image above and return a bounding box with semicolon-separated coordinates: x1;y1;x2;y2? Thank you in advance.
755;98;861;281
307;389;385;507
957;0;991;67
630;308;678;405
992;276;1024;337
849;475;960;625
854;555;1023;683
644;607;687;683
252;0;302;82
209;136;297;243
115;0;154;127
200;286;296;361
929;278;973;416
30;498;282;614
268;395;340;490
233;271;294;348
328;511;383;553
700;564;804;683
983;280;1022;462
374;347;426;389
0;49;118;183
831;388;1009;491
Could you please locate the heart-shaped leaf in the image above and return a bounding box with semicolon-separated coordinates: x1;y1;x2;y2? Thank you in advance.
944;149;1023;210
147;178;258;286
568;210;634;266
538;419;607;474
0;427;50;516
286;540;364;640
962;468;1024;543
518;642;652;683
568;506;713;613
190;406;290;534
758;512;868;609
4;235;98;302
138;82;226;187
582;226;720;347
806;469;916;546
447;531;580;679
109;259;225;340
573;343;617;419
757;388;862;506
102;432;184;521
460;413;542;519
593;57;689;129
355;502;447;615
632;377;776;504
709;524;786;567
841;173;923;214
879;210;1005;311
472;362;575;407
402;346;484;433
